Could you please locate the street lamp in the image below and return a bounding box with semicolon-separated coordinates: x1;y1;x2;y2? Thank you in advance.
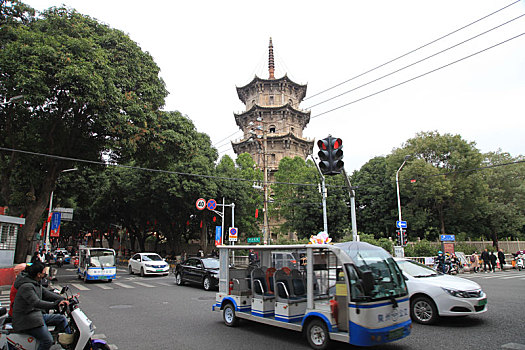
45;168;78;250
1;95;23;106
396;155;410;252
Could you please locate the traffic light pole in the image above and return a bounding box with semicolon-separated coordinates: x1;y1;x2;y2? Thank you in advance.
311;155;328;234
342;169;358;242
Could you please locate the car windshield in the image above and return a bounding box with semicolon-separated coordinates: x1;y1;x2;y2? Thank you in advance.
143;254;163;261
397;259;437;277
90;250;115;267
338;243;408;301
202;259;220;269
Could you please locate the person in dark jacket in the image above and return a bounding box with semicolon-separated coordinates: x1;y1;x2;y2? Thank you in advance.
498;249;506;270
489;251;497;272
12;261;71;350
480;249;490;273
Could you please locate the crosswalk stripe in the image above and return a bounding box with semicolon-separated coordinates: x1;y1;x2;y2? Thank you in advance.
94;284;113;290
1;291;10;295
114;282;134;289
155;282;173;286
132;282;155;288
71;283;90;291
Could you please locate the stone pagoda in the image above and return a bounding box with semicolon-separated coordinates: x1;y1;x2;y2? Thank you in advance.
231;38;314;175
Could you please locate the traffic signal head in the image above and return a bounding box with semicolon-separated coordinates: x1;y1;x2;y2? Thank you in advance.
317;136;344;175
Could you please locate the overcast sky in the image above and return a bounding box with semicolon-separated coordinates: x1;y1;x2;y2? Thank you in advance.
24;0;525;172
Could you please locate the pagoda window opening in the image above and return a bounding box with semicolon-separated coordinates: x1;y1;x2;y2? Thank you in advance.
269;95;274;105
269;125;276;133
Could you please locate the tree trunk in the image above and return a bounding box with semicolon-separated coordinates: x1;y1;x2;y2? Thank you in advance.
14;169;58;263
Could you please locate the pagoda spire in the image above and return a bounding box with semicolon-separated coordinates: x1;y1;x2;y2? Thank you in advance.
268;37;275;79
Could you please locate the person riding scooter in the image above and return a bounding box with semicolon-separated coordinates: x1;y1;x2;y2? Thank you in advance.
11;261;73;350
55;250;64;268
435;251;446;274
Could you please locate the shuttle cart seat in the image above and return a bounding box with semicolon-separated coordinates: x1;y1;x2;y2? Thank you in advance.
251;268;275;300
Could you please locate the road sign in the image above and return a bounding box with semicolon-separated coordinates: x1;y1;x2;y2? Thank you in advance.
207;199;217;211
440;234;455;242
229;227;238;242
196;198;206;210
396;221;407;229
247;237;260;243
215;226;222;246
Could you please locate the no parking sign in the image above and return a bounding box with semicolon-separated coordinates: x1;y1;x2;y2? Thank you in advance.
229;227;238;242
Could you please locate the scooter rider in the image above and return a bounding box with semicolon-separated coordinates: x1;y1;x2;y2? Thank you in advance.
12;261;73;350
435;251;446;273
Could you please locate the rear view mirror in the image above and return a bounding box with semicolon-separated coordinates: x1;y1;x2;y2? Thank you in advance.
60;286;69;294
361;271;375;296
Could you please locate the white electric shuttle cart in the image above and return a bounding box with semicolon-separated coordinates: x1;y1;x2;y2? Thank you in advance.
212;242;411;349
77;247;116;282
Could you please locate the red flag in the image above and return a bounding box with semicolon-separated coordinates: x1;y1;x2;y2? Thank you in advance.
200;220;203;228
255;209;259;218
410;179;416;183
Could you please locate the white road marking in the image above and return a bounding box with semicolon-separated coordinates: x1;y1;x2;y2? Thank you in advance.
93;334;106;339
502;342;525;349
500;276;517;279
114;282;135;289
108;345;118;350
94;284;113;290
155;282;174;286
71;283;90;291
1;291;10;295
132;282;156;288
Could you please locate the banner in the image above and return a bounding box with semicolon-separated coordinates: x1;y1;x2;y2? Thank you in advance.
50;212;61;237
215;226;222;246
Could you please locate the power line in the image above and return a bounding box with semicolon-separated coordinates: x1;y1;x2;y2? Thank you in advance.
311;32;525;120
303;0;522;101
305;13;525;110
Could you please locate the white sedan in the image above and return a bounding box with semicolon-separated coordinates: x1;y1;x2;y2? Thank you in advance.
395;258;487;324
128;253;169;277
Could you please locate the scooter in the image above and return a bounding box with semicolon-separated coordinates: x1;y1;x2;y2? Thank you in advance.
56;256;64;268
0;286;110;350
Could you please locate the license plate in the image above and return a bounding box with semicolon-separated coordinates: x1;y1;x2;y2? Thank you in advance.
387;327;404;340
100;276;107;279
156;269;164;272
478;298;487;306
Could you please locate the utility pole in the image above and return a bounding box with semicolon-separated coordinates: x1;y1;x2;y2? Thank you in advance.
262;127;270;245
341;169;358;241
310;155;328;234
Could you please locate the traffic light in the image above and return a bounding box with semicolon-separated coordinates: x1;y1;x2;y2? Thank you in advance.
317;136;344;175
396;230;402;246
397;229;408;246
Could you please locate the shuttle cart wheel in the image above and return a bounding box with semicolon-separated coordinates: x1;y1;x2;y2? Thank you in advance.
411;296;438;324
305;319;329;350
223;303;239;327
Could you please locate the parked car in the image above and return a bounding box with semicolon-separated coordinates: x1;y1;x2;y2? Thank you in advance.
395;258;487;324
128;253;169;277
175;257;219;291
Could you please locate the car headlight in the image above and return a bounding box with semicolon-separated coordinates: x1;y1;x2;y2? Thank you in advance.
145;264;153;267
442;287;470;298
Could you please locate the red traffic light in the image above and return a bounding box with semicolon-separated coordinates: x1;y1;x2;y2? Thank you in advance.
332;138;342;149
317;139;328;150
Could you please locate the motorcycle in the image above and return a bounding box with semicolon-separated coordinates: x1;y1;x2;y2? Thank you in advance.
0;286;110;350
56;256;64;268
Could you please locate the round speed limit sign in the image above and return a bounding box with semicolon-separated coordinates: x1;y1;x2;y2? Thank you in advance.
196;198;207;210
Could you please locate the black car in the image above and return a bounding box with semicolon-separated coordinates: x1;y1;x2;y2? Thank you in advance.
175;257;219;291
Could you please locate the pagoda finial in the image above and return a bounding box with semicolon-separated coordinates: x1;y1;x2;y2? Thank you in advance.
268;37;275;79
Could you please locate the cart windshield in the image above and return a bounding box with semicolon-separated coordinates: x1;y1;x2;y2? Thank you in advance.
89;249;115;267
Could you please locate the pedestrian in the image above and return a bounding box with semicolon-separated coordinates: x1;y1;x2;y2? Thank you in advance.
38;250;47;263
31;251;41;263
470;252;480;273
181;250;187;262
481;248;490;273
498;249;506;271
489;251;497;272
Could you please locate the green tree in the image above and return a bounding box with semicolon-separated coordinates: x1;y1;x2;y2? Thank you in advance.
0;4;168;261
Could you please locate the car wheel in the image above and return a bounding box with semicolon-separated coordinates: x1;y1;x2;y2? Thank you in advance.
223;303;239;327
411;296;438;324
203;276;212;291
175;273;183;285
140;267;145;277
305;319;330;350
129;266;133;275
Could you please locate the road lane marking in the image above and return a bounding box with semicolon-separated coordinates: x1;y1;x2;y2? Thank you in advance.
71;283;90;290
132;282;156;288
1;291;10;295
114;282;134;289
94;284;113;290
500;276;516;279
502;342;525;349
155;282;174;286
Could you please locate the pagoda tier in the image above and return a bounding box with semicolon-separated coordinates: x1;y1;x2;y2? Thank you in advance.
236;74;307;111
232;132;314;173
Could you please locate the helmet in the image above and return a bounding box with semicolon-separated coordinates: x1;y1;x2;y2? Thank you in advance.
438;251;443;254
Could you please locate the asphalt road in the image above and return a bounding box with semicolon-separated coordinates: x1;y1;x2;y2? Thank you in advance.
52;266;525;350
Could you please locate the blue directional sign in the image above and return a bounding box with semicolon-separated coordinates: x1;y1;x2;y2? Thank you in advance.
440;234;455;242
396;221;407;229
215;226;222;246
